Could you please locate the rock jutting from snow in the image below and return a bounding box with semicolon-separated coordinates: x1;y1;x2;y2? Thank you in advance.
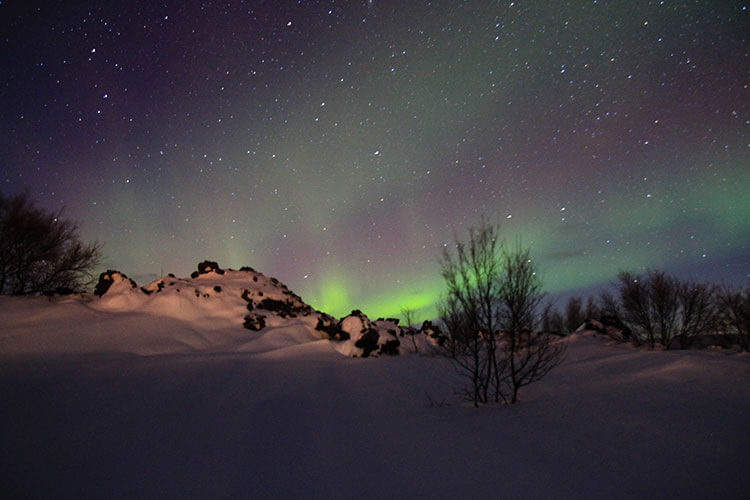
93;260;438;358
94;270;138;297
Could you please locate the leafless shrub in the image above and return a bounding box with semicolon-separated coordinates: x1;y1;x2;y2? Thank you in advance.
498;245;566;403
0;191;102;295
540;301;564;335
564;296;584;333
585;296;599;322
401;306;420;353
717;286;750;351
617;271;657;347
438;218;502;406
616;270;722;349
675;281;717;349
439;221;565;406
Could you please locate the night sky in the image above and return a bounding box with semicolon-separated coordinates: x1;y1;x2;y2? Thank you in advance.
1;1;748;318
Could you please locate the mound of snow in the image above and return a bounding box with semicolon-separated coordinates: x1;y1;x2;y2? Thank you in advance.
93;262;319;333
2;261;445;359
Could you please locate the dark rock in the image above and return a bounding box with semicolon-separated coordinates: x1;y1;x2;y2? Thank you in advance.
94;270;137;297
583;319;605;334
420;320;448;346
315;313;350;341
213;285;222;293
243;313;266;331
354;329;380;358
257;297;312;318
141;280;165;295
196;260;224;275
378;338;400;356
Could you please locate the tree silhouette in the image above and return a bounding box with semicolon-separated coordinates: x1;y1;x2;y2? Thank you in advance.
439;220;565;405
0;191;102;295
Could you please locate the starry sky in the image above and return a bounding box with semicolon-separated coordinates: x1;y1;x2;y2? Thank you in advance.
1;0;748;319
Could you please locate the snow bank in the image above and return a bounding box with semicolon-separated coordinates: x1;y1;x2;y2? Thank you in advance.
0;326;746;499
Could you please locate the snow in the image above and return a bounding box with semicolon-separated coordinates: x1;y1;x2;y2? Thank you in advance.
1;276;748;498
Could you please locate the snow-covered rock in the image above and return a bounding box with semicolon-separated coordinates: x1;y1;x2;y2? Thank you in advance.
28;261;426;358
94;270;138;297
332;310;400;357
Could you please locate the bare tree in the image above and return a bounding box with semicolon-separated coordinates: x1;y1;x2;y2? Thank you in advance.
616;270;722;349
675;281;717;349
439;295;489;406
540;302;564;335
439;218;503;406
498;244;565;404
598;290;621;321
617;271;657;347
717;286;750;351
439;222;565;405
0;191;102;295
585;296;599;322
648;271;680;348
564;296;584;333
401;306;420;353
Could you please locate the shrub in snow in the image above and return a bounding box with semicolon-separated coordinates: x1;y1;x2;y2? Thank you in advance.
239;266;255;272
716;287;750;352
439;219;565;405
243;313;266;331
94;270;137;297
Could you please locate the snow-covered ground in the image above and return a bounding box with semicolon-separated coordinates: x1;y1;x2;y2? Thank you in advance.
1;270;748;499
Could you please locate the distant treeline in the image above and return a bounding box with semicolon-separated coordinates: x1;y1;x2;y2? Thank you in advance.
541;270;749;351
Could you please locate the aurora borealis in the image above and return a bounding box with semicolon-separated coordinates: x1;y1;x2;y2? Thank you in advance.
1;1;748;318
